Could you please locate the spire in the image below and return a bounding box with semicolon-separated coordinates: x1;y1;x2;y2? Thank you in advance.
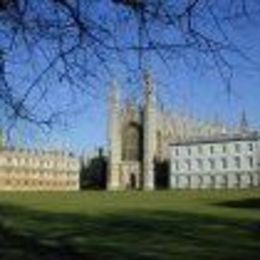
213;113;220;126
144;69;156;104
239;109;248;133
107;79;122;190
110;79;120;105
143;70;156;190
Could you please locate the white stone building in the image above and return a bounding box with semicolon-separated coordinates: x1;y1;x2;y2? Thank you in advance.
170;133;260;189
0;147;80;191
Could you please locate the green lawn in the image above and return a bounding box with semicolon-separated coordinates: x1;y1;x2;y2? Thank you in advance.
0;190;260;259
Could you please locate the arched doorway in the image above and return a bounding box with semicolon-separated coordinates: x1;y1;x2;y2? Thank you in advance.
130;173;137;189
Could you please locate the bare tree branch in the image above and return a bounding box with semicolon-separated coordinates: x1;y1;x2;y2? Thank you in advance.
0;0;259;129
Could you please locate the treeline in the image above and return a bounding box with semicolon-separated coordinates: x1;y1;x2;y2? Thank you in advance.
80;150;107;190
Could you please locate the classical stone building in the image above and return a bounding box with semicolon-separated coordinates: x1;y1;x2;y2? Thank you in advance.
107;72;228;190
0;145;80;191
170;132;260;189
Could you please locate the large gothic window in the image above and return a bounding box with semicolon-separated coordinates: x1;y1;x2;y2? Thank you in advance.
122;123;142;161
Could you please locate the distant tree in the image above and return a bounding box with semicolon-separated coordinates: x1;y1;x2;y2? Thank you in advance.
0;0;260;127
80;148;107;189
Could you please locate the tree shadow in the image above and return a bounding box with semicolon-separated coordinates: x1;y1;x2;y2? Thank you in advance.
213;198;260;210
0;203;259;259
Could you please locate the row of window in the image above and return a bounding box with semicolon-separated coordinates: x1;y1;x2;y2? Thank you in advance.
0;170;78;177
2;148;74;157
175;142;254;156
1;157;78;169
2;180;78;186
171;174;256;188
173;156;254;171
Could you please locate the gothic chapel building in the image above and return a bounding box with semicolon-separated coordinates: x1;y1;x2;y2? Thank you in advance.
107;71;230;191
108;72;156;190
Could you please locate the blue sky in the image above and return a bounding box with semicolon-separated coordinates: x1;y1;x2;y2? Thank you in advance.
1;1;260;154
38;46;260;155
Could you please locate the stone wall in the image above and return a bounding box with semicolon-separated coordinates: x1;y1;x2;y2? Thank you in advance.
170;134;260;189
0;149;80;191
171;172;260;189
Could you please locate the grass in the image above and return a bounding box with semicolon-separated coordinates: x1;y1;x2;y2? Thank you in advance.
0;189;260;259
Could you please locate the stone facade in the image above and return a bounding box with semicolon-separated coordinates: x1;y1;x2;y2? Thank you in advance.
170;133;260;189
107;72;228;190
143;72;156;190
107;80;122;190
0;147;80;191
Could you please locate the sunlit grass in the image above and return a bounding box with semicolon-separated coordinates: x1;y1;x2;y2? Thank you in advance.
0;189;259;259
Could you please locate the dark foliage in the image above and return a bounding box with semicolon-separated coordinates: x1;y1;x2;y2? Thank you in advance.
80;150;107;190
154;159;170;189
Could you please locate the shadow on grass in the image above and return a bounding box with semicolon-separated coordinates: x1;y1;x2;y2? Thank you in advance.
214;198;260;210
0;203;260;259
